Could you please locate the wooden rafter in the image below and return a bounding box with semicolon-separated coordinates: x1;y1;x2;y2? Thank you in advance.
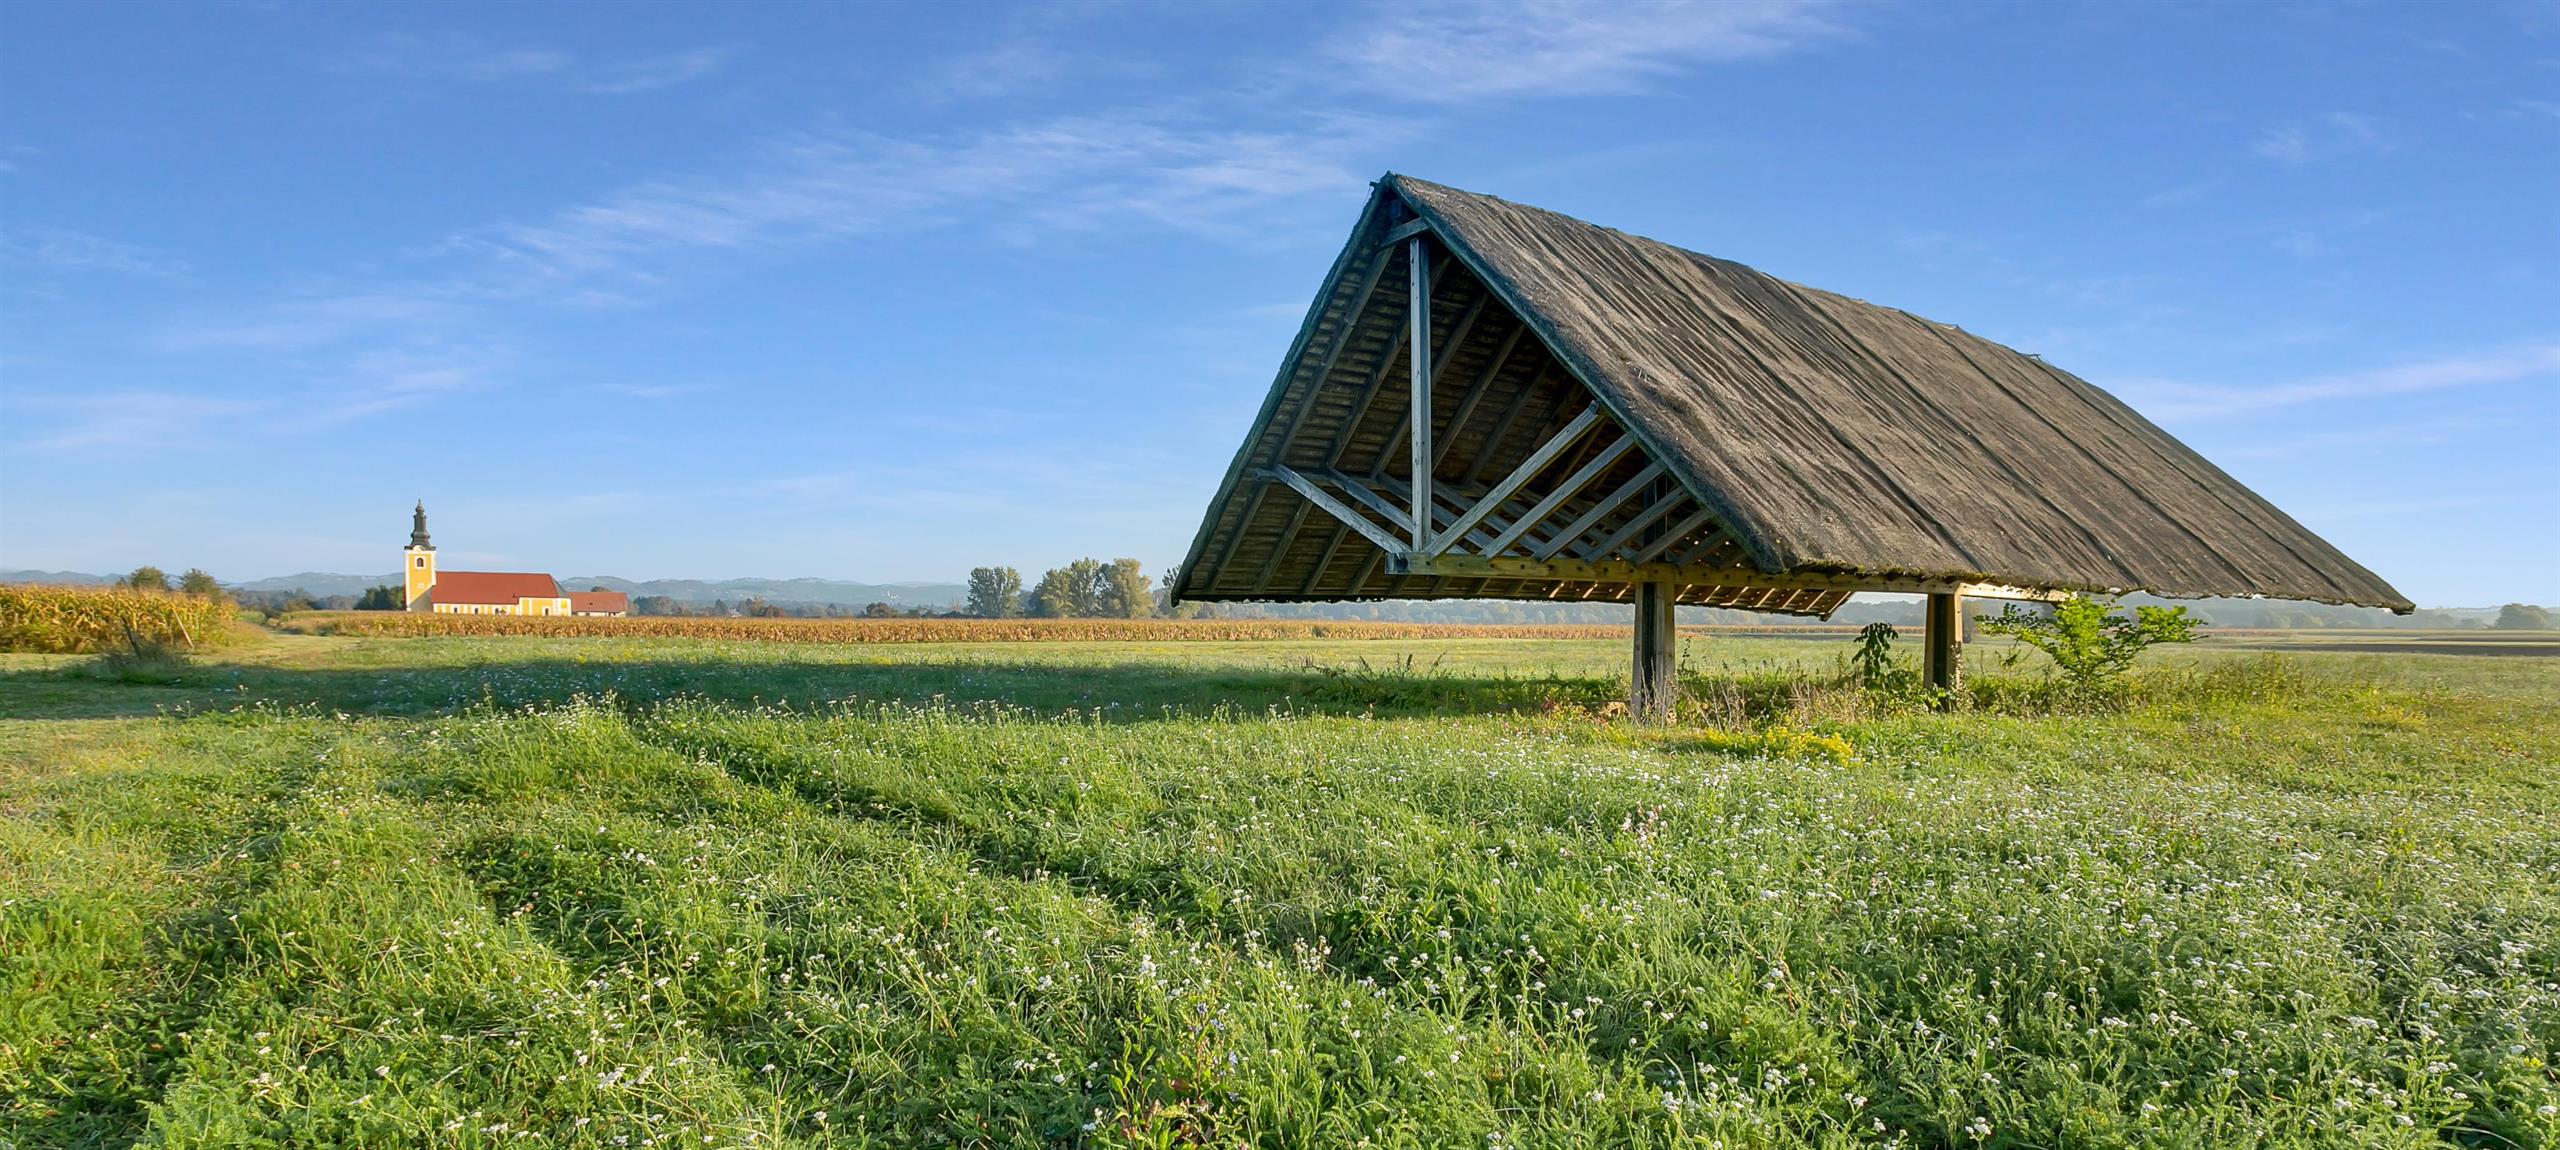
1577;495;1690;562
1255;465;1404;555
1482;434;1639;557
1406;236;1434;551
1422;406;1603;560
1430;324;1527;471
1630;506;1719;564
1531;461;1665;561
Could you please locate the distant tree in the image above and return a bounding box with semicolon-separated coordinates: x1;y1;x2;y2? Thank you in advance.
1099;558;1153;618
354;585;403;610
2495;603;2553;631
862;601;897;618
630;596;680;616
178;568;224;598
1031;558;1108;618
123;566;171;592
966;567;1024;618
276;588;319;613
739;596;784;618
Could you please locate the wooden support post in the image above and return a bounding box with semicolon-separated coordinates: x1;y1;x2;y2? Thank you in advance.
1631;581;1680;723
1406;237;1433;553
1924;590;1963;706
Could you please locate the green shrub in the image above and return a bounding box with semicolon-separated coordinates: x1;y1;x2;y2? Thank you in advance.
1977;595;2200;703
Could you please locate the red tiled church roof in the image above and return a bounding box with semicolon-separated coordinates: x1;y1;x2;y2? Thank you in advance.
428;571;561;605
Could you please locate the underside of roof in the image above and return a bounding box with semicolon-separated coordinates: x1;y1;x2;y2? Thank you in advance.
1175;175;2411;616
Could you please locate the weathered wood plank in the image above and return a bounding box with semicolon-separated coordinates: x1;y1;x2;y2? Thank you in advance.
1531;461;1665;561
1424;407;1602;559
1632;581;1680;723
1255;465;1405;555
1482;434;1639;557
1924;590;1963;704
1407;237;1434;551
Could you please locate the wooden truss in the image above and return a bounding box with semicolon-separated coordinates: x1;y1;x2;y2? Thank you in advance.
1246;230;2066;719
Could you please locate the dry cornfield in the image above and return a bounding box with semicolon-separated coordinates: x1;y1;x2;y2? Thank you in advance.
0;583;236;653
279;611;1646;643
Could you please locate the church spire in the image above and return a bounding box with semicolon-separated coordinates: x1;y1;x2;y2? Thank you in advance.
409;500;434;550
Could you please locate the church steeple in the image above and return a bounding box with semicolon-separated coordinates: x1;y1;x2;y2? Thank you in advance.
404;501;438;610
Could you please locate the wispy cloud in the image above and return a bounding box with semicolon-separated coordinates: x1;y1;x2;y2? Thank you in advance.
2253;112;2396;165
2138;179;2218;209
9;390;261;452
2120;342;2560;420
1324;0;1850;103
1;226;187;277
437;111;1407;301
579;48;741;95
156;291;465;352
337;34;733;95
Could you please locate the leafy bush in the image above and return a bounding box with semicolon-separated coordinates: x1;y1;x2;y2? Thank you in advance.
1847;621;1922;702
1977;595;2200;702
0;583;234;653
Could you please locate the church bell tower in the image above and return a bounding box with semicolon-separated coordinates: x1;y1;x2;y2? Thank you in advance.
403;501;436;610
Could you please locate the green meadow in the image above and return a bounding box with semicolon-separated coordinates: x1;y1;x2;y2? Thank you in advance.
3;633;2554;1148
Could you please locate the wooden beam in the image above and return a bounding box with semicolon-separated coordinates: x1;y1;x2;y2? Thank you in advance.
1577;494;1688;562
1298;521;1350;596
1532;461;1664;561
1375;294;1487;453
1319;251;1450;470
1632;581;1680;723
1267;251;1396;457
1315;469;1413;535
1481;434;1638;558
1374;472;1516;556
1462;370;1560;485
1924;590;1963;706
1252;500;1313;593
1254;465;1405;555
1423;407;1602;559
1380;217;1431;248
1395;553;2029;597
1630;506;1719;564
1431;324;1526;471
1407;236;1434;552
1204;484;1269;595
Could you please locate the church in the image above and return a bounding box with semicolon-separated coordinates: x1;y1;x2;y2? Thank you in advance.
402;503;628;616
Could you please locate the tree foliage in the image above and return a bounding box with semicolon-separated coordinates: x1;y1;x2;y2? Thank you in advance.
1099;558;1153;619
966;567;1024;618
2494;603;2552;631
1027;558;1159;619
179;569;225;598
354;585;404;611
122;566;171;592
1978;596;2200;700
1031;559;1107;618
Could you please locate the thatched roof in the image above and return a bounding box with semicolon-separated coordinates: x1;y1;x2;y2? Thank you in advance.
1175;175;2410;615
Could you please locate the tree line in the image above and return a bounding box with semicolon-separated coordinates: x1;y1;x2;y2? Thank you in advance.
963;559;1199;619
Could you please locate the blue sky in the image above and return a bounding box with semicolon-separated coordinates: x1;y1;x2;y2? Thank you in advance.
2;0;2554;606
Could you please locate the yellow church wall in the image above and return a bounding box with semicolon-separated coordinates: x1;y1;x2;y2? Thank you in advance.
404;547;435;608
430;598;572;616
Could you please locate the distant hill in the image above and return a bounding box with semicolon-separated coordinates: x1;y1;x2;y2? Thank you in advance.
1;569;965;609
232;572;402;597
0;569;118;586
557;576;966;609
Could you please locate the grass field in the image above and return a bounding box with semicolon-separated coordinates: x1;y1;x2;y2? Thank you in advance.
3;630;2554;1148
